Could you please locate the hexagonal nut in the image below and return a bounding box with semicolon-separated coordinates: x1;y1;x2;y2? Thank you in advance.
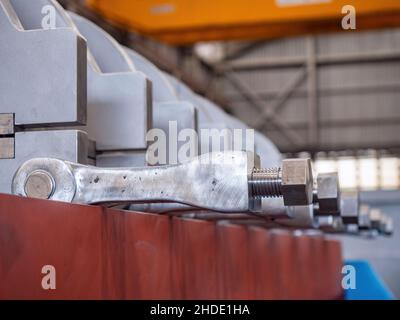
381;216;394;236
358;205;372;230
317;216;334;230
279;204;316;228
316;172;341;216
317;216;344;232
369;209;382;230
341;192;359;224
281;158;313;206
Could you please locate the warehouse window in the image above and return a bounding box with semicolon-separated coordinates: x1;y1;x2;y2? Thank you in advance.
359;158;378;191
314;154;400;191
380;157;399;190
337;158;358;190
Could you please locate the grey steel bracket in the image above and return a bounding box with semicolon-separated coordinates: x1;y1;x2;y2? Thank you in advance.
13;152;316;213
0;0;87;127
125;47;177;103
96;95;199;167
165;72;282;168
69;12;151;154
13;151;256;212
1;130;92;193
0;113;15;159
0;113;14;136
124;47;199;166
0;1;90;193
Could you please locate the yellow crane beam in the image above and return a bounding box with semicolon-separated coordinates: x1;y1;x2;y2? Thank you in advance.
86;0;400;44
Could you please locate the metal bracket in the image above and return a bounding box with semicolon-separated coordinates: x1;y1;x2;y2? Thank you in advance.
0;113;15;159
13;151;254;212
0;1;87;127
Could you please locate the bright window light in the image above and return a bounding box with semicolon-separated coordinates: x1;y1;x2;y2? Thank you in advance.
315;159;336;174
380;158;399;190
359;158;378;190
338;158;357;190
314;154;400;191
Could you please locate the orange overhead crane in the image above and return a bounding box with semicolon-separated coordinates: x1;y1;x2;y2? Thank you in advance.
86;0;400;44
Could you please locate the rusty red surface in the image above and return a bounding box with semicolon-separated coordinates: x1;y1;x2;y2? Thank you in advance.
324;239;344;300
268;230;299;299
217;223;255;299
309;234;328;299
0;194;104;299
248;227;280;299
0;194;344;300
121;210;172;299
171;218;219;299
293;234;317;300
0;194;171;300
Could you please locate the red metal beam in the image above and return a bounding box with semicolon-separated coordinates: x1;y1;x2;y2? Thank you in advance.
0;194;343;300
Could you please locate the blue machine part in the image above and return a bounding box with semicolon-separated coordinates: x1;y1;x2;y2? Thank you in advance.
344;260;395;300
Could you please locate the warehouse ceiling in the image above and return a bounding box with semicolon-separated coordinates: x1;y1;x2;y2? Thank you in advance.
62;0;400;156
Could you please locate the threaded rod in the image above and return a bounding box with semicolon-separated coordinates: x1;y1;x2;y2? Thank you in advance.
250;168;283;198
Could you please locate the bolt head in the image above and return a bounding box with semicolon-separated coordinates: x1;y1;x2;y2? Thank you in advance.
358;205;371;230
281;158;314;206
24;170;55;200
370;211;393;236
317;215;334;228
317;216;344;232
279;204;317;228
341;192;359;224
381;216;394;236
316;172;341;216
369;209;382;230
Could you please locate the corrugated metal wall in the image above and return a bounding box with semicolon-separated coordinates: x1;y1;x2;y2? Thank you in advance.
220;28;400;153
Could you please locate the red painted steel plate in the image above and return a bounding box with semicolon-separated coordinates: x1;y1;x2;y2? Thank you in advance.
171;218;219;299
0;194;344;300
248;227;281;299
217;223;255;300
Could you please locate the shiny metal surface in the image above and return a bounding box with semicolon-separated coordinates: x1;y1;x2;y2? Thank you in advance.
24;170;55;200
0;137;14;159
317;216;345;233
0;130;90;193
126;47;177;102
316;172;341;216
358;205;372;230
341;192;360;225
0;0;87;127
13;151;255;212
281;158;314;206
151;101;198;165
69;12;151;152
13;150;318;214
277;204;317;228
0;113;14;135
250;167;282;198
69;12;134;74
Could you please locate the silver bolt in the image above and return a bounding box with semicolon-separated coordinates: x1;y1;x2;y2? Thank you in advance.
249;159;314;206
24;170;55;200
249;167;282;198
